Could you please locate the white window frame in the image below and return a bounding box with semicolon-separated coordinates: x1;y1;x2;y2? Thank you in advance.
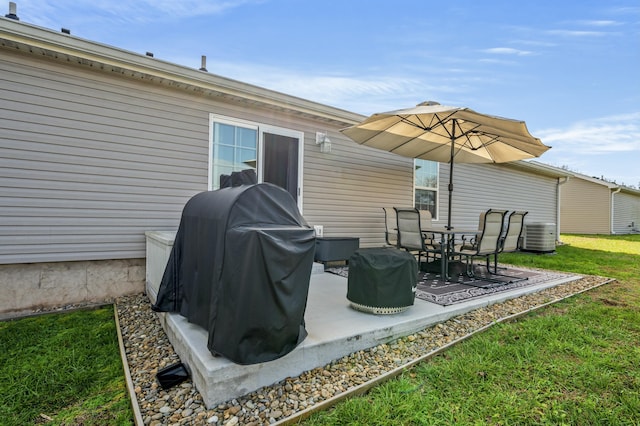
208;114;258;191
413;159;440;221
208;114;305;211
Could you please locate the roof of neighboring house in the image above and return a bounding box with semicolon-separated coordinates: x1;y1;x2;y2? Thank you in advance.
0;17;365;127
527;161;640;196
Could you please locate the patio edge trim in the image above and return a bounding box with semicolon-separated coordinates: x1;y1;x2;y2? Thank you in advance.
274;277;616;425
114;304;145;426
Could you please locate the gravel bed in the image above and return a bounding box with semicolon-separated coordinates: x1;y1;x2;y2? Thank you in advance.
115;274;611;426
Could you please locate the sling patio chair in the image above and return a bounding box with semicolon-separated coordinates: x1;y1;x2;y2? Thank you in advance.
488;210;529;280
453;209;507;281
419;209;436;242
394;207;441;267
382;207;398;247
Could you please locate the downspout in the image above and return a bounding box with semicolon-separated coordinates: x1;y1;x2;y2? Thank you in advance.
556;176;570;243
611;187;621;234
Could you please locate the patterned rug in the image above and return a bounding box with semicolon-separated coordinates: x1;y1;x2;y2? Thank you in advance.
326;265;571;306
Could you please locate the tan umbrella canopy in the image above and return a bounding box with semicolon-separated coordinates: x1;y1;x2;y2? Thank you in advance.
341;101;551;229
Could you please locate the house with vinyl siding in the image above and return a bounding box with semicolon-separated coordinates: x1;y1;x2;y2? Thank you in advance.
0;17;568;315
556;168;640;235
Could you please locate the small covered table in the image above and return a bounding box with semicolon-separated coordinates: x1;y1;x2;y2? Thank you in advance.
347;247;418;314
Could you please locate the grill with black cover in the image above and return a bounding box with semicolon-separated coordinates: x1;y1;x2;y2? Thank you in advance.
153;183;315;365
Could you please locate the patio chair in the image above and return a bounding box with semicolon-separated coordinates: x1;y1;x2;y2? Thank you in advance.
419;209;435;241
459;210;490;249
382;207;398;247
394;207;441;267
488;210;529;279
453;209;507;280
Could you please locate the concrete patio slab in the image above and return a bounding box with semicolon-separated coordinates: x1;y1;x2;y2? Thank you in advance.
154;267;581;409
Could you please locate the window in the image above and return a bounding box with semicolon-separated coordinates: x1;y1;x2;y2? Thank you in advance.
208;115;304;209
414;159;438;219
209;118;258;190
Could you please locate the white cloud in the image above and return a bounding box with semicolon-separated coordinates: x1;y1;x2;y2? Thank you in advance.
579;20;620;27
202;60;480;115
482;47;533;56
546;29;608;37
478;58;517;65
536;112;640;154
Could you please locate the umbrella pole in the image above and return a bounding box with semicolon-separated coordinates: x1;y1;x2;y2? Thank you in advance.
446;131;455;230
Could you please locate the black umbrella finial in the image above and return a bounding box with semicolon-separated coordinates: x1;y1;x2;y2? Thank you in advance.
418;101;440;107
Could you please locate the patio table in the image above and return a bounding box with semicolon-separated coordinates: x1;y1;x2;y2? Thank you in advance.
422;228;480;280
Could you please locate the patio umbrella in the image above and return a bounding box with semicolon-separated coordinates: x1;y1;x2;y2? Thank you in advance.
340;101;551;230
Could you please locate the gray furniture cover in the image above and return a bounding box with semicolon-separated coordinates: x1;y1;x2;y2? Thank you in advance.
152;183;315;365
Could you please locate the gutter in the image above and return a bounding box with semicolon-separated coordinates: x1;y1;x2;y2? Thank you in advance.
610;187;621;234
556;176;570;242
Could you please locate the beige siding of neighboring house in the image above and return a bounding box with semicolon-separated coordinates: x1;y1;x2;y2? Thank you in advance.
613;191;640;234
560;178;611;234
0;47;412;267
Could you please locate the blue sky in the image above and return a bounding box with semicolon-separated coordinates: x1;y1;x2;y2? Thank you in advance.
12;0;640;187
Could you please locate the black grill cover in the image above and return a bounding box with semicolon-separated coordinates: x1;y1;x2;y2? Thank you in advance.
152;183;315;365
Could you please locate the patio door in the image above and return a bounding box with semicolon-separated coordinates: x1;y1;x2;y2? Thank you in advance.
209;115;304;210
260;129;303;208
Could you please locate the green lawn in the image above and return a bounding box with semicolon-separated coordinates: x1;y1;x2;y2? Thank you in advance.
304;234;640;425
1;234;638;425
0;306;133;425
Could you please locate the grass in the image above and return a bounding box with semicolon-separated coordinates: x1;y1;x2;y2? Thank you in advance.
304;234;640;425
0;305;133;425
1;234;637;424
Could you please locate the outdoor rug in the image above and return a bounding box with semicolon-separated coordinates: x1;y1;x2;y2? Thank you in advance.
325;265;572;306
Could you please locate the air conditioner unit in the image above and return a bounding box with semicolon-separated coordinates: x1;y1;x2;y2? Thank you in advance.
523;223;556;253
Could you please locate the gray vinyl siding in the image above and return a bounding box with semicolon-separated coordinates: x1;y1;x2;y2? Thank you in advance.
302;135;414;247
0;39;564;265
0;48;412;263
439;162;558;231
613;191;640;234
0;51;207;263
560;178;611;234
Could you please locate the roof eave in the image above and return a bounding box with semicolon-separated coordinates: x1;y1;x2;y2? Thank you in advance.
504;160;572;179
0;17;365;127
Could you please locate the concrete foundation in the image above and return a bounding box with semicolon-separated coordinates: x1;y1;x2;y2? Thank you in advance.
0;258;145;316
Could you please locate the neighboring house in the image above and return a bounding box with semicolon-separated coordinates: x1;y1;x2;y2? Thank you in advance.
0;17;567;314
554;168;640;235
